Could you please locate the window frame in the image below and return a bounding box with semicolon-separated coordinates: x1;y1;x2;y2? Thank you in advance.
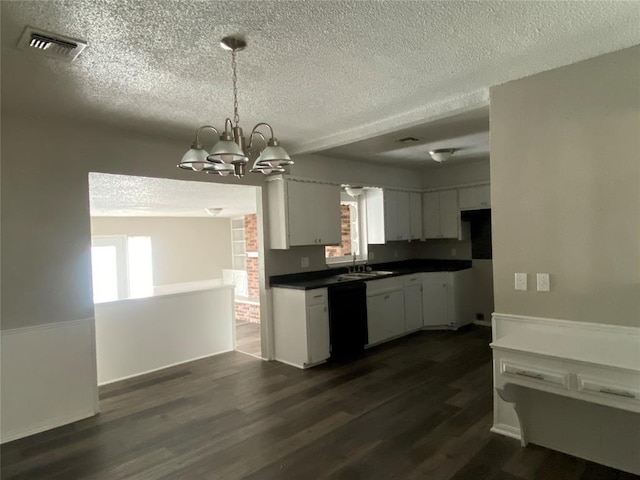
325;194;369;266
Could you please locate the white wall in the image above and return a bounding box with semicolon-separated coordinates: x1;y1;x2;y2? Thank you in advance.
490;45;640;326
95;285;234;384
90;216;232;286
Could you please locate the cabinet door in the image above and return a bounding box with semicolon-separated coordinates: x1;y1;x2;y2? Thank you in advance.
366;294;387;345
422;273;449;327
386;290;406;338
439;189;459;239
422;192;440;239
307;303;330;364
288;182;340;246
404;284;423;332
315;183;341;245
458;185;491;210
396;191;411;241
384;190;399;242
287;180;317;246
409;192;422;240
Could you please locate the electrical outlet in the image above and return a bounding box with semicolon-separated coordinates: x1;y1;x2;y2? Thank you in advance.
515;273;527;291
451;248;457;256
394;250;398;258
369;251;375;260
537;273;550;292
301;257;309;268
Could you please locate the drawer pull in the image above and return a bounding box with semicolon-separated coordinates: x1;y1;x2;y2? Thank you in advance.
312;295;323;299
599;387;635;399
515;370;545;380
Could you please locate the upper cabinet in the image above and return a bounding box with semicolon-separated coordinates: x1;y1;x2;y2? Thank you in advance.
423;189;460;239
458;185;491;210
267;178;341;249
366;188;420;244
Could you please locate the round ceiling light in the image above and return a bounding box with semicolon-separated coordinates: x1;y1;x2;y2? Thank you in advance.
428;148;456;163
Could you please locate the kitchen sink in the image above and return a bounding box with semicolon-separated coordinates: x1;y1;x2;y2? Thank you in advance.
336;270;395;281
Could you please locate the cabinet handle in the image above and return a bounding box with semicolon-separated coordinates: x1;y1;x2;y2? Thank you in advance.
409;278;417;282
515;370;545;380
598;387;635;399
384;295;390;300
313;295;323;298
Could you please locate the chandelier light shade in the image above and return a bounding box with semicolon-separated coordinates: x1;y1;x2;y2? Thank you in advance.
177;36;292;178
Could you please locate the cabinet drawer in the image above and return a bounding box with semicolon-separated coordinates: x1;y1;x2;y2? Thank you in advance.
306;289;328;306
366;276;404;295
500;359;570;390
403;274;421;287
576;375;640;409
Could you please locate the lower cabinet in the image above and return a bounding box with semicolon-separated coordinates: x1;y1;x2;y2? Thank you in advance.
366;277;405;346
422;270;473;329
272;287;330;368
403;278;423;332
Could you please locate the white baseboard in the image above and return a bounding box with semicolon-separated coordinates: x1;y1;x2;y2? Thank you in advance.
1;318;99;444
490;423;521;441
98;348;235;386
1;409;96;445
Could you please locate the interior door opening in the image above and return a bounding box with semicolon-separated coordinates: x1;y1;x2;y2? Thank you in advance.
87;172;264;387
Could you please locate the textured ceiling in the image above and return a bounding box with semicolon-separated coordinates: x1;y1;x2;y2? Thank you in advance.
89;173;258;217
2;1;640;162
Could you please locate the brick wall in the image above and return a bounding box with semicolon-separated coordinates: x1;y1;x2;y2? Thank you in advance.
244;214;258;251
240;214;260;323
326;205;352;258
235;301;260;324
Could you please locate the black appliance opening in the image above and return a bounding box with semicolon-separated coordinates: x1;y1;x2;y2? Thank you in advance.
327;282;368;361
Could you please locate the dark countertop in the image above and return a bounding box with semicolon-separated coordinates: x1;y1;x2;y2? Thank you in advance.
269;259;472;290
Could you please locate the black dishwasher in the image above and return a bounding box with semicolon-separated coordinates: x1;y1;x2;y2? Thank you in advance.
327;282;368;360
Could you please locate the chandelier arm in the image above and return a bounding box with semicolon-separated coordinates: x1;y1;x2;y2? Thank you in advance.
250;122;276;141
224;118;234;135
194;125;221;146
247;131;268;157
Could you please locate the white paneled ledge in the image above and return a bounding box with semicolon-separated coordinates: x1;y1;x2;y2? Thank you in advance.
491;313;640;475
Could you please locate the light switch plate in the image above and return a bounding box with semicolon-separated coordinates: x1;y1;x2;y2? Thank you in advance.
515;273;527;291
537;273;550;291
301;257;309;268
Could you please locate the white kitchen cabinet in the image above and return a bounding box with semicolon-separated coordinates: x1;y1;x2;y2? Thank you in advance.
272;287;330;368
403;274;423;332
409;192;422;240
422;269;473;329
422;189;460;239
458;184;491;210
267;177;341;249
422;272;449;327
366;188;412;244
366;276;405;345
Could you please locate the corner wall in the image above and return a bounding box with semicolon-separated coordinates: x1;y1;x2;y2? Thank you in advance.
490;45;640;326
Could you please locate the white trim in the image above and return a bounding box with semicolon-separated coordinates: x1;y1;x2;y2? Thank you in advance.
98;348;235;386
0;317;93;336
490;424;522;441
492;312;640;336
1;409;97;445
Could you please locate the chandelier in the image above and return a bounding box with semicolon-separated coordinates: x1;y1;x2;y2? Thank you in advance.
178;36;293;177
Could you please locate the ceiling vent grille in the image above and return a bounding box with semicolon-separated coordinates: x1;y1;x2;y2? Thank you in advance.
17;26;87;62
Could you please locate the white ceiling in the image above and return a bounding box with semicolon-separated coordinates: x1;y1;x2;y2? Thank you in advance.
89;173;258;217
2;1;639;164
319;106;489;168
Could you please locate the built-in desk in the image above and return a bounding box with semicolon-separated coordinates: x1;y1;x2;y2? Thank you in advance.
491;314;640;475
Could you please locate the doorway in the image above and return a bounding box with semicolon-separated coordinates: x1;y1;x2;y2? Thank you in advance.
88;173;264;385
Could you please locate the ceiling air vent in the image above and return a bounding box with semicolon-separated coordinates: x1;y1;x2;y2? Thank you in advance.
396;137;420;144
17;26;87;62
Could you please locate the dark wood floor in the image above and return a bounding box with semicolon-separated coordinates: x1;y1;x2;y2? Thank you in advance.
235;321;262;358
2;327;638;479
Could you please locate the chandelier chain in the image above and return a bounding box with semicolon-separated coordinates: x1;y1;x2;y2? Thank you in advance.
231;50;240;125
